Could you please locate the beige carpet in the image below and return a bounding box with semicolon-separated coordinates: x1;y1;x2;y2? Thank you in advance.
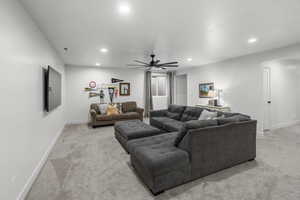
26;124;300;200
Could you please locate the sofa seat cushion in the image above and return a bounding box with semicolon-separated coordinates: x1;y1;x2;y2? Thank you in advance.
96;114;116;121
180;106;204;122
150;117;184;132
119;112;139;120
132;145;190;177
127;132;178;154
115;120;162;140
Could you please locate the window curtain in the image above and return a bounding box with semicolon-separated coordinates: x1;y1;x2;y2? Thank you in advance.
167;71;176;105
144;71;153;117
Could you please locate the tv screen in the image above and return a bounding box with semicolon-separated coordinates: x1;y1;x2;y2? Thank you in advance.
45;66;62;112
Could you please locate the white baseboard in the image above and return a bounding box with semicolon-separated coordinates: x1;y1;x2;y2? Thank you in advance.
17;125;65;200
257;130;264;137
67;120;88;125
271;120;300;130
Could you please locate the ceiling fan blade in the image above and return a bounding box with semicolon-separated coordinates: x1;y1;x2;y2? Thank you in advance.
127;64;146;66
134;60;149;65
157;62;178;66
161;65;179;67
127;66;146;69
155;60;160;64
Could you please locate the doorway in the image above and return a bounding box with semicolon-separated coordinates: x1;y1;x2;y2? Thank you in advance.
176;74;187;106
263;67;271;131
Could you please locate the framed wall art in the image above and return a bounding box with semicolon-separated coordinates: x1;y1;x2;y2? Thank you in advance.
199;82;214;98
119;82;130;96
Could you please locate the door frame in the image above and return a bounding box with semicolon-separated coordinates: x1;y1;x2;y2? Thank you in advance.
175;74;188;106
262;66;272;131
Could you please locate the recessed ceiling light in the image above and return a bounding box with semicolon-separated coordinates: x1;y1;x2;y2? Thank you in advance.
100;48;108;53
118;3;131;15
95;63;101;66
187;58;193;62
248;37;258;44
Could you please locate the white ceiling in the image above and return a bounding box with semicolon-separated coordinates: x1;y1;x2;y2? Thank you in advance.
20;0;300;68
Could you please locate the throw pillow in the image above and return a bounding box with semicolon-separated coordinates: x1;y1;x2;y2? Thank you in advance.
174;119;218;146
218;114;251;125
98;104;108;115
198;109;218;120
106;104;119;116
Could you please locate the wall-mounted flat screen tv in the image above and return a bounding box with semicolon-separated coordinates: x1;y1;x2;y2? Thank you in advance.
45;66;62;112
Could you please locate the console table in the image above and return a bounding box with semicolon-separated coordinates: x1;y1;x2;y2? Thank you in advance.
196;104;231;112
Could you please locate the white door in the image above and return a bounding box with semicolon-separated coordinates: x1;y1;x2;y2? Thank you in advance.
263;67;271;131
176;74;187;105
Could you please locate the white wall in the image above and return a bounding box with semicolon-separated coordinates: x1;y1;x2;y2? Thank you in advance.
269;61;300;129
0;0;66;199
175;74;188;105
66;65;145;123
177;44;300;132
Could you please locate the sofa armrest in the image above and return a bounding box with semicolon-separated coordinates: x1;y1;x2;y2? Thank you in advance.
150;109;167;118
136;107;144;120
90;109;97;121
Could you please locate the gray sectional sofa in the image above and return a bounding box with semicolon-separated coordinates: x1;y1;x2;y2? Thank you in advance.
115;105;257;195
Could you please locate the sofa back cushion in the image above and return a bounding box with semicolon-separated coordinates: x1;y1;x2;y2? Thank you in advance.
174;119;218;146
122;101;137;113
180;106;204;122
166;105;186;120
165;111;181;120
218;114;251;125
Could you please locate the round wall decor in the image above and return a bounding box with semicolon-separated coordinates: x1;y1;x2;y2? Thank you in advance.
89;81;97;88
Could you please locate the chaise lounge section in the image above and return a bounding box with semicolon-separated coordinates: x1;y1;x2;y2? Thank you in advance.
129;119;257;194
125;105;257;195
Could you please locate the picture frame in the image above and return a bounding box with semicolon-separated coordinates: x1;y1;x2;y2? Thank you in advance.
119;82;130;96
199;82;214;98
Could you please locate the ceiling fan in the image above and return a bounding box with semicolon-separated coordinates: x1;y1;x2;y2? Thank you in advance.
127;54;179;70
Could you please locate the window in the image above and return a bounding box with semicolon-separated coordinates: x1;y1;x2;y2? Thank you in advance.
152;75;167;96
